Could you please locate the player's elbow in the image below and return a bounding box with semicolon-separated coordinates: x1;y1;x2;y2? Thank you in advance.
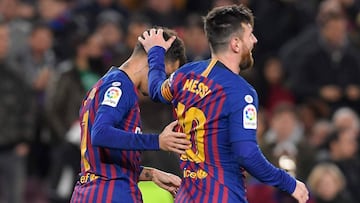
91;123;105;147
232;140;258;165
148;86;160;102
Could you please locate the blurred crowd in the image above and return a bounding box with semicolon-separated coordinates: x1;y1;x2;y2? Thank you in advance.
0;0;360;203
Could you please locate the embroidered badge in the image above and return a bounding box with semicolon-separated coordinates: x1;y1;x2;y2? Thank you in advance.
101;87;122;107
243;104;257;129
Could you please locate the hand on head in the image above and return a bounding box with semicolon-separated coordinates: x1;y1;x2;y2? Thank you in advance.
138;28;177;53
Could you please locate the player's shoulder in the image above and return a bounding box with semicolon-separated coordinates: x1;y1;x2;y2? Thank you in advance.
176;60;210;74
101;67;133;89
225;75;257;102
236;75;256;92
98;67;136;108
214;68;255;93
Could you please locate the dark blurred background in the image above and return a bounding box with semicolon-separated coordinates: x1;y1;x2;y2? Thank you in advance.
0;0;360;202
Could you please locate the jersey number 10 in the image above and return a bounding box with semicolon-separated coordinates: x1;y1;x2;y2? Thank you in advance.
176;102;206;163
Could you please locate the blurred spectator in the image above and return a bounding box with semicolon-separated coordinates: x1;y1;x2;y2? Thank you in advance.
331;106;360;169
0;21;34;203
308;119;334;162
338;0;360;47
37;0;83;61
182;13;210;62
279;26;318;93
117;0;142;12
262;104;315;180
12;23;56;90
0;0;35;22
83;33;107;75
309;120;334;150
296;99;331;136
0;0;33;58
45;33;102;203
258;56;294;114
75;0;128;33
141;0;184;28
10;23;56;189
184;0;212;15
307;162;355;203
288;0;360;113
331;106;360;133
95;10;126;68
322;128;360;202
249;0;313;70
117;14;151;64
280;0;359;91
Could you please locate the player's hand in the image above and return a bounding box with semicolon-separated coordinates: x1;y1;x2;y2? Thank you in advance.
159;120;190;154
291;180;309;203
138;28;177;53
152;169;181;197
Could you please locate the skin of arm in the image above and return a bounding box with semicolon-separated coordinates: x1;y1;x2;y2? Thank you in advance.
139;167;182;197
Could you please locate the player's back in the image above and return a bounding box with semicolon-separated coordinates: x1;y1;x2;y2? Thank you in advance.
171;59;258;203
72;68;143;203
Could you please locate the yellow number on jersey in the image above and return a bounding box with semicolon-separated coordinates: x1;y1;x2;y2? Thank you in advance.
176;102;206;163
80;110;91;171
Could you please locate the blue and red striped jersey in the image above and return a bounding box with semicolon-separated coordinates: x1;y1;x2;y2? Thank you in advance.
149;53;259;202
71;67;158;203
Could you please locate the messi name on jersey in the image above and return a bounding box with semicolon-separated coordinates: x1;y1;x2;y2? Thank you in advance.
183;79;212;98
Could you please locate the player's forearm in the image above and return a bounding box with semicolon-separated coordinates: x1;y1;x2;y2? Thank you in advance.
232;141;296;194
91;113;160;150
147;46;169;103
139;167;155;181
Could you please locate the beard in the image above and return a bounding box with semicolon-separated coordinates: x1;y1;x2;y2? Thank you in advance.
239;49;254;71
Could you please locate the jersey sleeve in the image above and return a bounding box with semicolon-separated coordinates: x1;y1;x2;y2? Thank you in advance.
232;141;296;194
91;81;159;150
228;88;258;143
147;46;173;104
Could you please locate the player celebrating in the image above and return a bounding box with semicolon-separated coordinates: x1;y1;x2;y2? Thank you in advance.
70;28;189;203
139;5;309;203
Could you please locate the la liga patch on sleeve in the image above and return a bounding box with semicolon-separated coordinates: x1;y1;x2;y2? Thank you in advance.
101;86;122;107
243;104;257;129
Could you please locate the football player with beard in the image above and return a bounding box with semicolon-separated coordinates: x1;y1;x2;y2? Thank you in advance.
139;4;309;203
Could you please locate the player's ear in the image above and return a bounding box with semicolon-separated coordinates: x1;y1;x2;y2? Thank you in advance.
230;36;241;53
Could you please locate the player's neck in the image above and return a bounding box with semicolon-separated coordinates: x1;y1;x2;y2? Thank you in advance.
119;56;148;87
212;53;241;74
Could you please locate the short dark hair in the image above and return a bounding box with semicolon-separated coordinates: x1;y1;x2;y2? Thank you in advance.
204;4;254;53
134;27;186;67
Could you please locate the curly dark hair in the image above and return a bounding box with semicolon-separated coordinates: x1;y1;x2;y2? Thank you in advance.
134;27;186;67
